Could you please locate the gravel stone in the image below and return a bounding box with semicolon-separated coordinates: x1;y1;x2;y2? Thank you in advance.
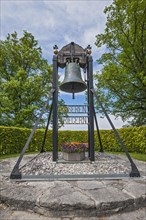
20;152;131;176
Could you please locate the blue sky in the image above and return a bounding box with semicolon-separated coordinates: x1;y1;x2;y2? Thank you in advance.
1;0;127;130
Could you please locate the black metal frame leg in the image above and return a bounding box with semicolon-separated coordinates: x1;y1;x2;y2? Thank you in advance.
92;89;140;177
40;103;53;153
94;107;104;152
10;89;54;179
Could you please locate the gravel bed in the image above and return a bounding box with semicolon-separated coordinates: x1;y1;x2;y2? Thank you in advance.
20;152;131;175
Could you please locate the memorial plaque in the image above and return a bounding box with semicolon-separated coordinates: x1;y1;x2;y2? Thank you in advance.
60;105;88;124
60;105;88;113
63;116;88;124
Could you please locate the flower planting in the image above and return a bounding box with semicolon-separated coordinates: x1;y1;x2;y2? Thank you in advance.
61;142;88;153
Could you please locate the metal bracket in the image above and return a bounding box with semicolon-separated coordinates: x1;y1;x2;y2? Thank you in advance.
10;165;22;179
130;163;141;177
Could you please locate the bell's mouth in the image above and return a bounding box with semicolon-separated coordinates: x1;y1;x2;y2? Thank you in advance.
60;81;87;93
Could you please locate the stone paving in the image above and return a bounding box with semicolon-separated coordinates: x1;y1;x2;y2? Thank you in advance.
0;153;146;219
0;203;146;220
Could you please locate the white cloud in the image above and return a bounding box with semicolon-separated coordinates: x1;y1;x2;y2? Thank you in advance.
1;0;112;84
1;0;111;60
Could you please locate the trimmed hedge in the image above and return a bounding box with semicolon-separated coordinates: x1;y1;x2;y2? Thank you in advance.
0;126;146;155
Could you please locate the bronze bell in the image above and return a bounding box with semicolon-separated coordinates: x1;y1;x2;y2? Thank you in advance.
60;62;87;98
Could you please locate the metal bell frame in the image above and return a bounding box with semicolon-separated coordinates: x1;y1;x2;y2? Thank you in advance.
10;42;140;180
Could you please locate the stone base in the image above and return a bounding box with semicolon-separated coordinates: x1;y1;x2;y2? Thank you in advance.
63;151;85;161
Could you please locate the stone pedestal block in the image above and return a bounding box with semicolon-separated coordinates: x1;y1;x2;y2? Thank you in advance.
63;151;85;161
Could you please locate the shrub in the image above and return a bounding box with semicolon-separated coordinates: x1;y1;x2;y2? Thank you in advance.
0;126;145;155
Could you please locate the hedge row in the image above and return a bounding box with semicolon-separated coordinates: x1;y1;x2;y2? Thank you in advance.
0;126;146;155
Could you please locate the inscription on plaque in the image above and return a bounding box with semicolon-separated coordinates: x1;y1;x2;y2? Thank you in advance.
63;116;88;124
60;105;88;124
60;105;88;114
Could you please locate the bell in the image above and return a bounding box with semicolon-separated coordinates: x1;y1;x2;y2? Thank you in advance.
60;62;87;96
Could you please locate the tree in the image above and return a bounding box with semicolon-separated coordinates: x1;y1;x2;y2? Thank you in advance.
0;31;54;128
95;0;146;126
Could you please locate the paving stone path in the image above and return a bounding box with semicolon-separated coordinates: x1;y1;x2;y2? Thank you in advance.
0;153;146;219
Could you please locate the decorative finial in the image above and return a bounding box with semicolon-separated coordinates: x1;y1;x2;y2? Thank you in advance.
86;45;92;54
53;45;58;55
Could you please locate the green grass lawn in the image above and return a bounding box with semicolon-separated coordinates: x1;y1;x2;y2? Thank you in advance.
106;151;146;162
1;151;146;162
0;151;39;160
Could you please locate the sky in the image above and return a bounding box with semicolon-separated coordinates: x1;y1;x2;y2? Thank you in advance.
1;0;127;130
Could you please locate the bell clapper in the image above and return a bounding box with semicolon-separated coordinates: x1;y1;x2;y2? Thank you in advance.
72;84;75;99
72;90;75;99
83;66;87;81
